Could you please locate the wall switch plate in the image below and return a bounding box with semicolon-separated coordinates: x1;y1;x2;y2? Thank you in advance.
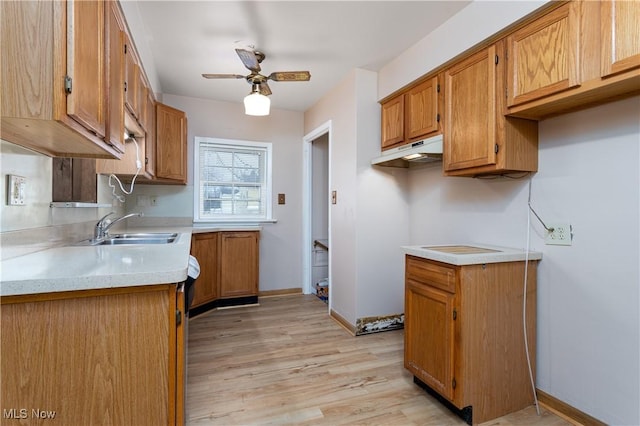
331;190;337;205
7;175;26;206
277;193;285;205
150;196;157;206
545;223;572;246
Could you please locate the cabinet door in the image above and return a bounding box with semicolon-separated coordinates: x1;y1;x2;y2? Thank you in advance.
219;232;259;298
405;76;439;141
145;92;156;177
444;45;497;172
124;35;139;118
381;94;404;150
105;0;125;154
190;233;219;307
66;0;107;138
405;279;456;401
156;103;187;183
506;3;580;107
601;0;640;77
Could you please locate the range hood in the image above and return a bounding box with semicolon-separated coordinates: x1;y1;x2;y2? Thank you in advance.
371;134;443;168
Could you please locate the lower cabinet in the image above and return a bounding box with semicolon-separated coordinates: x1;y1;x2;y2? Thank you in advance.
190;231;259;310
1;284;185;426
405;255;538;424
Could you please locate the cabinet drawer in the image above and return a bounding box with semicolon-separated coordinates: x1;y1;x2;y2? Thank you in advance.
406;256;456;293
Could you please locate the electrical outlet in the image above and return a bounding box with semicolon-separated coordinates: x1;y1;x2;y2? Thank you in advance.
545;223;572;246
7;175;26;206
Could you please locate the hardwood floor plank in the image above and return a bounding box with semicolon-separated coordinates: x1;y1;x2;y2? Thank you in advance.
187;295;568;426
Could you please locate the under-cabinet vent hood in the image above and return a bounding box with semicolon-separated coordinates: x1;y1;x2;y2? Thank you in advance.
371;134;443;168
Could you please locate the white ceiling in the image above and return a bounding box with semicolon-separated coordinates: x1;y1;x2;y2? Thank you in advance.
124;1;471;112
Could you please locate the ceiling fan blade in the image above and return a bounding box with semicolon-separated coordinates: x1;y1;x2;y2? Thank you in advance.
235;48;261;72
259;82;272;96
202;73;246;79
268;71;311;82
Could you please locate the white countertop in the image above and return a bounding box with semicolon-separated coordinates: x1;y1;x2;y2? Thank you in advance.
0;226;193;297
402;244;542;266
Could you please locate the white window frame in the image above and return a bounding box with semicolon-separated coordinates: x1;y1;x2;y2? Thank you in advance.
193;136;273;224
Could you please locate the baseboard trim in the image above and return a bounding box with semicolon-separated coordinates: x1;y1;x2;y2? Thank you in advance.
536;389;606;426
258;288;302;297
330;309;356;336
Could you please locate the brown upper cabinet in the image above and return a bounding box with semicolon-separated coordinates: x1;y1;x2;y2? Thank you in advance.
381;94;405;150
380;75;441;151
124;35;141;120
505;0;640;119
600;0;640;78
405;76;441;141
0;0;123;158
506;2;581;108
106;0;126;154
444;42;538;176
154;103;188;184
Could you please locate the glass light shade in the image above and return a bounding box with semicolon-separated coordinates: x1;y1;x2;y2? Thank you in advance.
244;92;271;116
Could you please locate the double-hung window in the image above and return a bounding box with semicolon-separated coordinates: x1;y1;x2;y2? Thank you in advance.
194;137;272;223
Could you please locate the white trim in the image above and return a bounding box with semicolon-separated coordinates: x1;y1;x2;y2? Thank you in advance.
302;121;332;311
193;136;273;223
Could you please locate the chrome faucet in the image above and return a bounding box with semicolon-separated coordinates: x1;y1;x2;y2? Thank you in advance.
94;212;144;240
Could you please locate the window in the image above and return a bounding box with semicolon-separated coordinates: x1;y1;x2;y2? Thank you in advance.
194;137;272;223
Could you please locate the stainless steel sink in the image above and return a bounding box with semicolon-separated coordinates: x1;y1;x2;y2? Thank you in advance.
75;233;179;246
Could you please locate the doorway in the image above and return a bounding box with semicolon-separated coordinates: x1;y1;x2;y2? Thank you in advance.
302;121;331;308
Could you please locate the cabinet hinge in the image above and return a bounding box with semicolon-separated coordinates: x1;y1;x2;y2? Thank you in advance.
437;83;440;93
124;81;128;93
495;55;499;65
124;43;128;54
452;378;457;389
64;76;72;94
453;309;457;320
176;310;182;326
495;144;499;154
436;113;440;123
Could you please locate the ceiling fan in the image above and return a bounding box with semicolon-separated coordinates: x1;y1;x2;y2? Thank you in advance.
202;48;311;115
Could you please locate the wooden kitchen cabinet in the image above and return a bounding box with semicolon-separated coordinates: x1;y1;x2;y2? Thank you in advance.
405;255;538;424
380;75;440;151
145;91;157;178
444;42;538;176
506;2;581;108
190;232;219;306
405;76;441;141
601;0;640;78
190;231;260;311
219;232;259;299
105;0;126;154
505;0;640;119
1;284;185;425
381;94;405;150
155;103;188;184
124;34;141;120
52;158;98;203
0;0;122;159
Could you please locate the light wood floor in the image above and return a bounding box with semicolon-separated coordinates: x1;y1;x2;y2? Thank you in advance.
187;295;569;426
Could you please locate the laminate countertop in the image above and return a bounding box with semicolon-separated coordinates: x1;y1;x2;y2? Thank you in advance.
402;243;542;266
0;224;264;297
0;227;194;297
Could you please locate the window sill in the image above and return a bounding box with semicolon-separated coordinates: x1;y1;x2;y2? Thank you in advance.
192;218;277;229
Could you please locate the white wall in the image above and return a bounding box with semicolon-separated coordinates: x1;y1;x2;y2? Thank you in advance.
305;69;411;323
126;94;305;293
375;0;639;423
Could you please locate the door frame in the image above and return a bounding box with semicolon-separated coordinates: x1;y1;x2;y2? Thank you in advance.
302;120;332;308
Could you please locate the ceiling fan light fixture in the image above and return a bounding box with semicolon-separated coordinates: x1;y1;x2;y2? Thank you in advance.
244;84;270;116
